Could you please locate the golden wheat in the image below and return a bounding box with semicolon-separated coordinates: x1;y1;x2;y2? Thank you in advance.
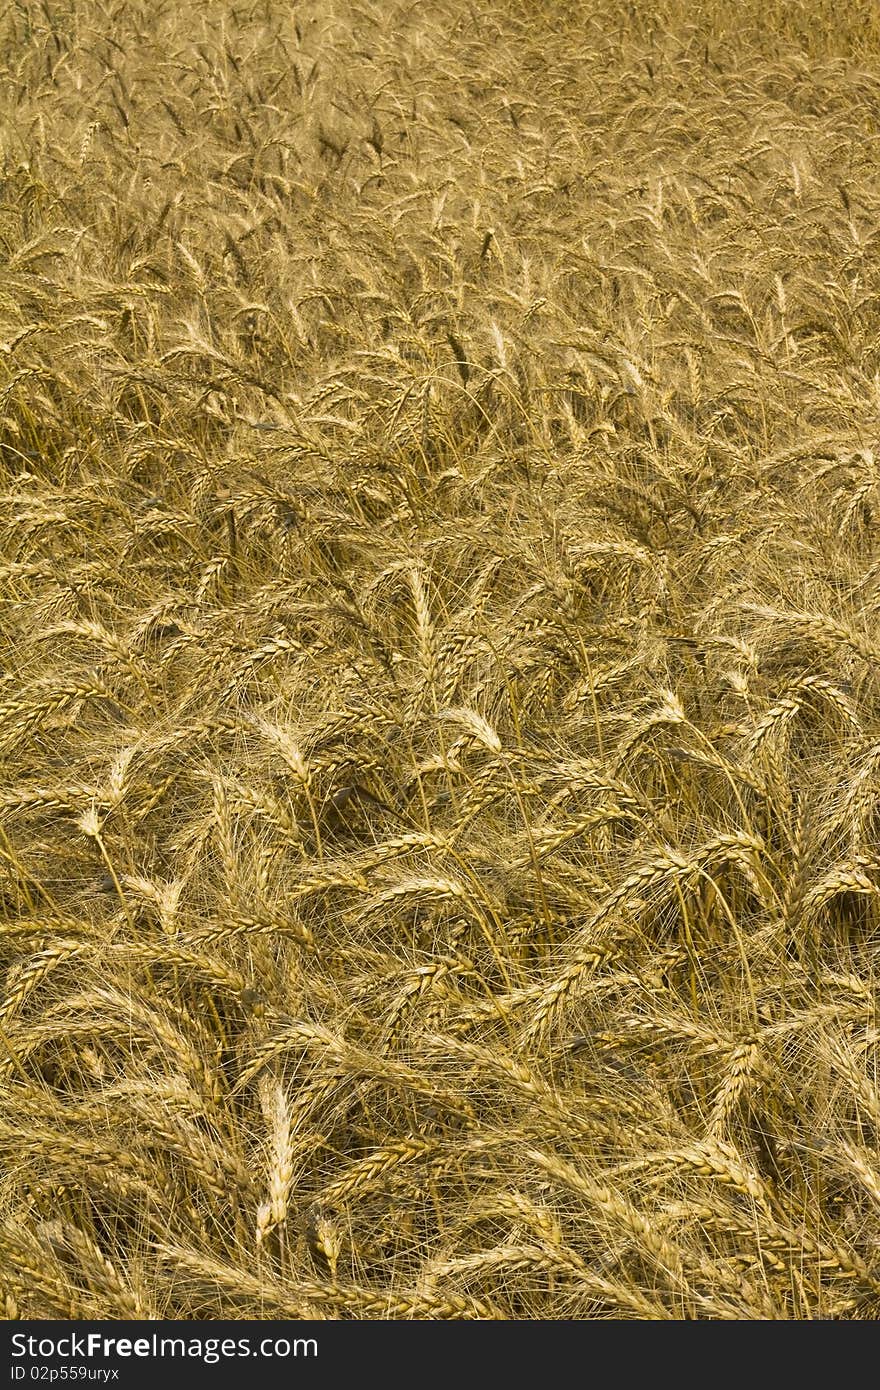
2;0;880;1322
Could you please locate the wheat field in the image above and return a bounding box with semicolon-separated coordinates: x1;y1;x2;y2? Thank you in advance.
2;0;880;1321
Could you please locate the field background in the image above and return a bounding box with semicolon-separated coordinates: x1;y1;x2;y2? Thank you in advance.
2;0;880;1319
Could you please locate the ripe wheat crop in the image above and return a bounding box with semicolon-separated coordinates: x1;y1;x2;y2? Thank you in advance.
2;0;880;1321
